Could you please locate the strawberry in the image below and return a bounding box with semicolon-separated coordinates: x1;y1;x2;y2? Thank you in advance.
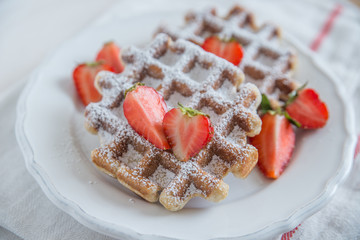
201;36;244;65
96;41;124;74
73;61;113;106
162;104;214;162
123;83;170;150
285;88;329;129
249;113;295;179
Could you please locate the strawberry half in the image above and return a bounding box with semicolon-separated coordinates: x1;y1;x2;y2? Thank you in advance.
201;36;244;65
96;41;124;74
162;104;214;162
285;88;329;129
249;113;295;179
123;83;170;150
73;61;113;106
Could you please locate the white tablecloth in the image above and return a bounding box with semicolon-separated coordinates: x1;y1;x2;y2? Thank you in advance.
1;0;359;239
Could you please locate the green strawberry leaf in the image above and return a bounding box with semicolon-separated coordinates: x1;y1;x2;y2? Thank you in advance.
258;93;302;128
259;94;273;114
178;103;210;118
284;111;302;128
286;82;307;106
125;82;145;97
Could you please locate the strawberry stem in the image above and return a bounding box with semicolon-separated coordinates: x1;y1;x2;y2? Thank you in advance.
215;35;240;44
104;40;115;46
85;61;104;67
284;111;302;128
178;103;209;118
259;94;302;128
286;82;308;106
125;82;145;97
259;94;272;115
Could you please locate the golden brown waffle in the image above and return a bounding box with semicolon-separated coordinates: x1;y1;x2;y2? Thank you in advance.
157;5;299;108
84;33;262;211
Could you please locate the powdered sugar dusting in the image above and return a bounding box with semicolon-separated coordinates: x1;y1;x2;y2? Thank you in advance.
166;91;191;109
118;145;142;169
226;125;246;146
159;50;179;66
157;6;298;106
217;79;238;100
255;53;277;68
204;155;231;177
149;166;175;188
185;63;209;83
185;183;203;197
200;106;222;123
84;33;262;210
142;76;162;89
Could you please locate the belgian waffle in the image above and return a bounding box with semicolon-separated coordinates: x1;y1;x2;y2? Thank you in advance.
157;5;299;108
84;33;262;211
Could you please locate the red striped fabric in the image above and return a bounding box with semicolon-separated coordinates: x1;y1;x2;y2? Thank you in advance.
310;4;343;51
281;4;344;239
281;226;300;240
355;135;360;158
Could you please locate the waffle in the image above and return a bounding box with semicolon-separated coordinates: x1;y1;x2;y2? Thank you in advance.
157;5;299;108
84;33;262;211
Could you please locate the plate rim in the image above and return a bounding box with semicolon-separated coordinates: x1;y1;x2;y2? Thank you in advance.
15;4;357;240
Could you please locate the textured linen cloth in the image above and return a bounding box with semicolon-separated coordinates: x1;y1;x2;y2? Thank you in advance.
0;0;359;239
274;1;360;239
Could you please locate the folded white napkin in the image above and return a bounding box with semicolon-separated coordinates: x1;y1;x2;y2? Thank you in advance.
0;0;359;239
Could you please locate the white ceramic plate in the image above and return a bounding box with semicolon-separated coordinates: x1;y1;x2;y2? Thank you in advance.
16;1;356;239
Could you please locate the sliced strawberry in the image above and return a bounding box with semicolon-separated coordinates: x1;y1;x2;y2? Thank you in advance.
73;62;113;106
285;88;329;129
249;113;295;179
201;36;244;65
123;83;170;150
96;41;124;74
162;104;214;161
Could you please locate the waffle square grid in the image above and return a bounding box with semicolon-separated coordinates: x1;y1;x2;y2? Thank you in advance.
85;33;262;211
157;5;299;108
